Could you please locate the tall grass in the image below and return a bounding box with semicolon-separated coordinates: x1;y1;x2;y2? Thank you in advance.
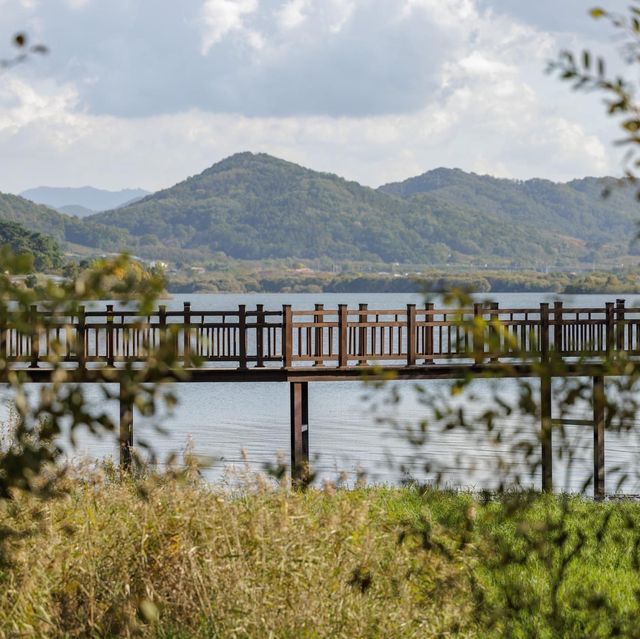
0;476;472;638
3;471;640;638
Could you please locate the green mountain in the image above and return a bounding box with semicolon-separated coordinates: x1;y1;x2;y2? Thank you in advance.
0;192;130;252
92;152;632;265
379;168;640;258
7;155;640;268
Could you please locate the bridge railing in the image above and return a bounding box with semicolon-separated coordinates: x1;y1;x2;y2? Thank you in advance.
3;299;639;369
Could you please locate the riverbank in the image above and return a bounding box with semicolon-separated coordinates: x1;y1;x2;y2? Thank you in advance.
2;473;640;638
166;267;640;295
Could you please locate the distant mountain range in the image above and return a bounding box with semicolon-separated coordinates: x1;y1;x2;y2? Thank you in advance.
4;152;640;267
20;186;149;217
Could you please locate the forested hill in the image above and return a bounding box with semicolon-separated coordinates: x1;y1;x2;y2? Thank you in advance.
378;168;640;253
90;152;636;264
0;219;62;271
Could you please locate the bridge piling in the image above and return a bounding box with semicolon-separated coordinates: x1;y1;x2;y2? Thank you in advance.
540;303;553;492
593;376;605;499
290;381;309;484
119;383;133;471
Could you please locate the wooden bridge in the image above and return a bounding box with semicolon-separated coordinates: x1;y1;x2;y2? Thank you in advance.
5;299;638;496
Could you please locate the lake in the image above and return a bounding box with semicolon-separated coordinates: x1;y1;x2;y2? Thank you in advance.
7;291;640;494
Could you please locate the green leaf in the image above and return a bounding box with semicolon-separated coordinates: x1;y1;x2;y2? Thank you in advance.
583;50;591;69
589;8;606;19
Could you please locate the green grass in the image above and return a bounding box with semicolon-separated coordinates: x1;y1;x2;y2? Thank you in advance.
1;476;640;638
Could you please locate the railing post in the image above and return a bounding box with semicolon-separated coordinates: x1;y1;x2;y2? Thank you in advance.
238;304;247;369
282;305;293;368
30;305;39;368
106;304;114;367
593;375;605;500
338;304;348;368
616;298;625;352
553;301;563;356
78;305;86;371
314;303;324;367
425;302;434;364
359;303;368;366
605;302;615;356
183;302;191;364
473;302;483;365
489;302;499;362
256;304;265;368
158;304;167;351
540;303;552;492
406;304;416;366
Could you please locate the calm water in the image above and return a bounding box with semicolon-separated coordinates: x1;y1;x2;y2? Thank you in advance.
8;292;640;493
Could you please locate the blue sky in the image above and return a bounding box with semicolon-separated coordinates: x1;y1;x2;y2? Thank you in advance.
0;0;631;192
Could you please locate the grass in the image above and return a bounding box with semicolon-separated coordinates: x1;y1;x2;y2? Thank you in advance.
1;472;640;638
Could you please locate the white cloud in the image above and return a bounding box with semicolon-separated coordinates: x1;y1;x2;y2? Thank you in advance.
0;0;627;193
277;0;310;29
200;0;259;53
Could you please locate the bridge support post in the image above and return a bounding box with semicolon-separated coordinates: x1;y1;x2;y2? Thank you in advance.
119;383;133;471
540;374;553;492
290;381;309;484
593;376;605;500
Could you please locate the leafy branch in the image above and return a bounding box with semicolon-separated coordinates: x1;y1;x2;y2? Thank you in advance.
0;32;48;70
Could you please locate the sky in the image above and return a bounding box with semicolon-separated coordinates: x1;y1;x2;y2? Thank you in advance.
0;0;633;193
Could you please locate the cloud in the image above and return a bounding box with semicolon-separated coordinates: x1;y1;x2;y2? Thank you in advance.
277;0;310;30
200;0;259;53
0;0;627;193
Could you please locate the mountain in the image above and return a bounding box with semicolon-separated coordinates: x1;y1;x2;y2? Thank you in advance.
90;153;640;265
90;152;417;261
0;192;130;251
20;186;150;214
378;168;640;255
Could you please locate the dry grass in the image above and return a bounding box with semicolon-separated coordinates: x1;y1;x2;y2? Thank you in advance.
0;475;473;638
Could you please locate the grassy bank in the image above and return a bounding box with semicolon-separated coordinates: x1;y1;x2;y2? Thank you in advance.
2;476;640;638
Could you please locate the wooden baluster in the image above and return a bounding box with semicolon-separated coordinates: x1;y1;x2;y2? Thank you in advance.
238;304;247;369
425;303;434;364
314;304;324;367
183;302;191;364
106;304;114;366
489;302;499;362
616;299;626;352
158;304;167;354
553;301;563;357
407;304;416;366
473;303;483;365
78;305;86;371
338;304;348;368
30;305;39;368
359;303;368;366
282;305;293;368
605;302;614;357
256;304;265;368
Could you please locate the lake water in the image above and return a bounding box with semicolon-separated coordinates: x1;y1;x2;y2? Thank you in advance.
8;292;640;494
